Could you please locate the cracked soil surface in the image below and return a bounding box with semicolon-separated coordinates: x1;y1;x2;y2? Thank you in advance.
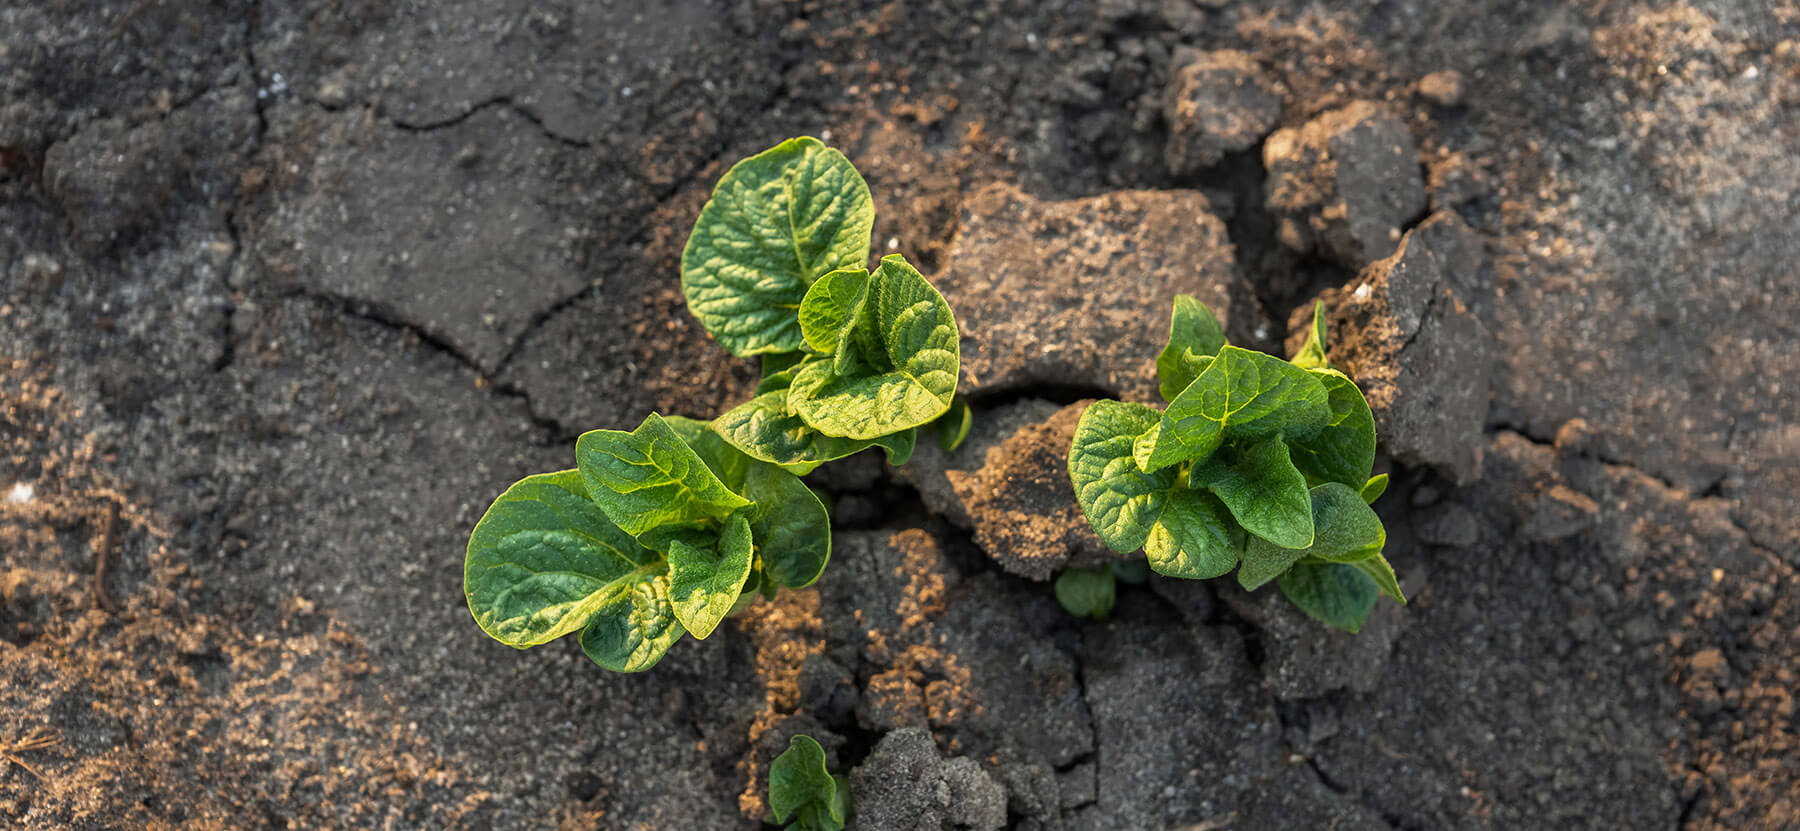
3;1;1797;829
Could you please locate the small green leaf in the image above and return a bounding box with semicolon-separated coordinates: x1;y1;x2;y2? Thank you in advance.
666;418;833;590
1291;301;1330;370
937;399;974;452
1143;488;1242;579
1352;553;1407;603
1068;400;1178;553
770;735;844;829
1157;294;1228;401
1359;473;1389;504
576;568;686;672
798;267;873;374
1288;368;1376;488
575;414;753;537
665;512;755;639
1278;560;1378;633
1238;482;1385;590
1054;567;1117;620
787;255;959;440
1139;345;1332;471
713;386;915;473
681;137;874;357
464;470;657;647
1203;437;1314;550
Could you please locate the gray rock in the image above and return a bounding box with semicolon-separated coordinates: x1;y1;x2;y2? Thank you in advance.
44;116;184;249
1264;100;1427;268
1297;211;1493;483
939;183;1265;403
848;728;1005;831
1163;49;1283;174
1416;503;1481;548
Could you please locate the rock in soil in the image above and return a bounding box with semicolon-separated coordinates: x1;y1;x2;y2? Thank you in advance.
1297;210;1493;483
1163;48;1283;175
848;728;1006;831
1264;100;1428;268
939;183;1267;403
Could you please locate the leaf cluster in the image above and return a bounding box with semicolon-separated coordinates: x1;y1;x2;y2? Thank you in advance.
464;137;963;672
1065;299;1404;632
768;735;850;831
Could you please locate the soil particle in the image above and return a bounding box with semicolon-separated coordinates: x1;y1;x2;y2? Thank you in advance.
847;728;1005;831
1300;210;1493;483
1417;70;1467;107
1162;49;1283;175
1263;100;1427;269
938;183;1266;403
900;400;1120;580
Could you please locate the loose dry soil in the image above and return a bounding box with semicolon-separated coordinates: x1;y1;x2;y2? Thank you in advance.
3;1;1797;829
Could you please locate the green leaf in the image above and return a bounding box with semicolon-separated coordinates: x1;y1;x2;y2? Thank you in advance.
770;735;845;829
681;137;874;357
1291;301;1330;370
464;470;658;647
1202;437;1314;549
713;386;915;473
759;352;806;393
1138;345;1332;471
1237;482;1385;590
1359;473;1389;504
1288;368;1377;488
798;267;873;375
1068;400;1178;553
575;414;753;537
665;418;833;590
787;255;959;440
1054;567;1117;620
1352;553;1407;603
1278;560;1378;633
665;512;755;639
575;567;685;672
1157;294;1228;401
1143;488;1242;579
937;399;974;452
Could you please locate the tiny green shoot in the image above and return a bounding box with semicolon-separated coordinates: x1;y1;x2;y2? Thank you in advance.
768;734;849;831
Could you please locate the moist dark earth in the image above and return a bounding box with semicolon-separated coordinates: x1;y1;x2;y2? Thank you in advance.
3;1;1797;829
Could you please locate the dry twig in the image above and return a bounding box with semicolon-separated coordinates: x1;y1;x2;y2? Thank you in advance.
1;728;59;781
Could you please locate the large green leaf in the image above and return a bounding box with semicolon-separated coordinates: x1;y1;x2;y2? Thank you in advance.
1143;487;1242;579
1068;400;1178;553
665;512;755;639
1054;567;1117;620
681;137;874;357
1201;437;1314;550
1156;294;1228;402
668;417;833;590
712;385;916;473
1288;368;1376;488
575;413;752;536
464;470;657;647
1278;560;1378;633
788;255;959;440
1290;300;1330;370
577;572;686;672
770;735;846;830
1238;482;1384;590
1136;346;1332;472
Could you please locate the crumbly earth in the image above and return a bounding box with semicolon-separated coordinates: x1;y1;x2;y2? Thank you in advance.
3;1;1797;829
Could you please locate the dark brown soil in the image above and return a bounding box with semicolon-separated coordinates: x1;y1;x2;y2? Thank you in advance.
3;1;1796;829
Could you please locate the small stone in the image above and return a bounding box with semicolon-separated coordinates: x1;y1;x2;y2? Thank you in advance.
1163;49;1283;175
1264;100;1427;268
1418;70;1467;106
1416;503;1481;548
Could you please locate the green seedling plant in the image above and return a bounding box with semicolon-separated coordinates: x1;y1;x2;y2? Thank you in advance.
465;137;961;671
1064;298;1403;632
768;734;850;831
